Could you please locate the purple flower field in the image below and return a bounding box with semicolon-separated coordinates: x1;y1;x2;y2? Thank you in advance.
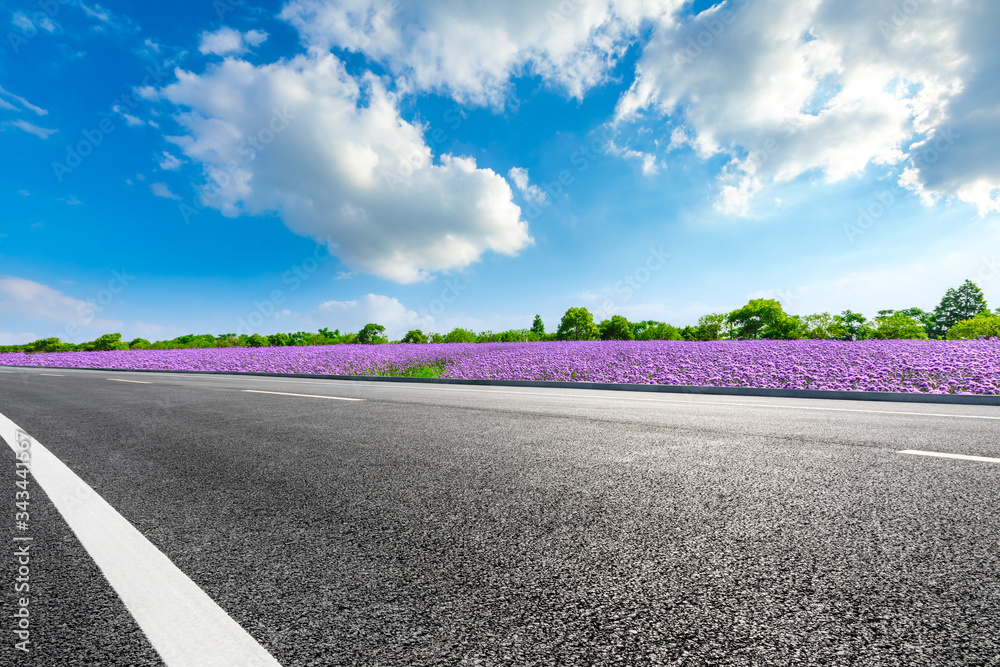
1;339;998;394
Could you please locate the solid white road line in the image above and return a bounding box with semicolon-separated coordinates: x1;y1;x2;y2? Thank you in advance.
898;449;1000;464
38;373;64;377
242;389;364;401
0;413;282;667
107;378;152;384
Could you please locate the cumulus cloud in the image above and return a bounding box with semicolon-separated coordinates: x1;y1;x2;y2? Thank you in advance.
314;293;434;339
615;0;1000;215
507;167;548;204
279;0;685;107
198;27;268;56
159;53;532;283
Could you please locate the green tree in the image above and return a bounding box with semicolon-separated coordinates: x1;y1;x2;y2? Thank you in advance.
636;322;683;341
356;323;387;344
929;280;989;338
726;299;798;339
85;333;129;351
401;329;428;344
556;307;600;341
897;307;934;333
444;328;477;343
598;315;635;340
499;329;532;342
128;338;151;349
869;312;929;339
25;337;71;353
247;334;268;347
946;311;1000;339
531;315;545;336
268;333;291;346
834;310;870;340
631;320;656;338
682;314;726;341
799;313;845;339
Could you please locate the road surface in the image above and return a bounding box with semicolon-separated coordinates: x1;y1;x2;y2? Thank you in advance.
1;366;998;665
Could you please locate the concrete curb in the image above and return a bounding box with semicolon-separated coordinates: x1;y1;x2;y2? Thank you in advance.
3;364;999;406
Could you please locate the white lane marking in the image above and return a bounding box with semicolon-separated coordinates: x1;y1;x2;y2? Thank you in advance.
107;378;152;384
0;413;282;667
38;373;64;377
242;389;364;402
898;449;1000;464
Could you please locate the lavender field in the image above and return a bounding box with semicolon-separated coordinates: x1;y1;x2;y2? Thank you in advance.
2;339;998;395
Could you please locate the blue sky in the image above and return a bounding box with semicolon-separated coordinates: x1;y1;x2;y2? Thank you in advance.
1;0;999;342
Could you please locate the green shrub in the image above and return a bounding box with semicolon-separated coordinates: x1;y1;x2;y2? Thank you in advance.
946;312;1000;339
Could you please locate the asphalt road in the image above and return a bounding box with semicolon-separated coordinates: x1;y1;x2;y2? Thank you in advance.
1;366;999;666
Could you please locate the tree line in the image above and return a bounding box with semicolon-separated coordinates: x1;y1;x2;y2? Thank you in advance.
2;280;998;354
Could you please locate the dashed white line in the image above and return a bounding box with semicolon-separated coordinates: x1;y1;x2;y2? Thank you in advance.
107;378;152;384
38;373;64;377
4;367;997;419
0;412;282;666
242;389;364;401
898;449;1000;464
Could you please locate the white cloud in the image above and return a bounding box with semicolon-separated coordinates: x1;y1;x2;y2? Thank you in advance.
507;167;548;204
0;276;120;330
608;141;660;175
0;84;48;115
615;0;1000;216
5;120;57;139
12;11;57;34
198;27;269;56
279;0;685;107
244;29;268;47
314;293;434;339
158;151;182;170
150;182;180;200
11;12;32;31
159;53;532;283
78;1;133;35
112;104;144;126
0;332;38;345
